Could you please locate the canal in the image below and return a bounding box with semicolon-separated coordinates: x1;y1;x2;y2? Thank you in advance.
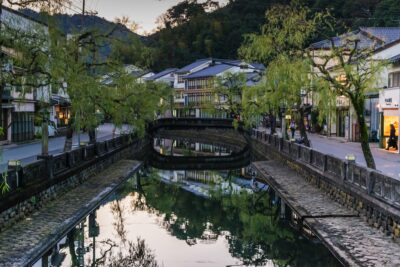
33;136;342;267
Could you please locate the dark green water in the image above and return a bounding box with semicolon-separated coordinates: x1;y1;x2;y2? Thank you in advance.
43;168;341;267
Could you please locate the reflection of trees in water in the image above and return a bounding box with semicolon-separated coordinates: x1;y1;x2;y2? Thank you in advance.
110;200;127;243
84;238;158;267
97;238;159;267
66;226;159;266
109;238;159;267
133;172;340;267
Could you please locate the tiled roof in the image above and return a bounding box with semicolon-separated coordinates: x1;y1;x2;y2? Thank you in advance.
147;68;178;81
361;27;400;44
310;27;400;50
176;59;211;73
184;64;233;79
390;54;400;63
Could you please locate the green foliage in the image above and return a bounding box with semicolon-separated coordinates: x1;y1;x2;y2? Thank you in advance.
211;72;246;121
101;73;173;137
239;3;317;65
0;172;9;195
150;0;273;70
121;172;340;266
240;4;316;130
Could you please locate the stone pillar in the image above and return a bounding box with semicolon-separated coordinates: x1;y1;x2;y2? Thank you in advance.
37;155;54;179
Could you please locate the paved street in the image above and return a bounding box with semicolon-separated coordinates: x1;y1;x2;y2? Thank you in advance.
257;127;400;179
0;124;131;172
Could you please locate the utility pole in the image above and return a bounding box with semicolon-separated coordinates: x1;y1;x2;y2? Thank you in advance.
81;0;85;28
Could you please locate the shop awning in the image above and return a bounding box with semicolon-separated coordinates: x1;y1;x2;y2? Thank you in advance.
51;95;70;106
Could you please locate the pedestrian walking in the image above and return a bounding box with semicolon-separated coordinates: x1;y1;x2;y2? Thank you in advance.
386;124;398;150
290;120;296;139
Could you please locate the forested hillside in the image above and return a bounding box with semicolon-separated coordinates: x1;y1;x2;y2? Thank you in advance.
148;0;400;70
19;0;400;71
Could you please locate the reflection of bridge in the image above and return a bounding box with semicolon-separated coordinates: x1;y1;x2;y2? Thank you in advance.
148;146;251;170
148;118;250;170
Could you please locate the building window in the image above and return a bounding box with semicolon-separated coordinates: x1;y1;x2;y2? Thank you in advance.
388;71;400;88
178;75;185;83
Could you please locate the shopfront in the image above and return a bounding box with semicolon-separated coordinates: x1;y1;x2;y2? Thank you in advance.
378;87;400;152
335;96;350;139
50;95;71;128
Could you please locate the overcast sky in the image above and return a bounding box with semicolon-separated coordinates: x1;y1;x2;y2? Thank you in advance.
82;0;229;34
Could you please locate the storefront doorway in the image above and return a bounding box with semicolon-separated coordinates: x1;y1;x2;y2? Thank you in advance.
337;109;348;138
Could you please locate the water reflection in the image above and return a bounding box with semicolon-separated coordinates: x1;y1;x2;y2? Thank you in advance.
35;169;341;267
153;138;244;157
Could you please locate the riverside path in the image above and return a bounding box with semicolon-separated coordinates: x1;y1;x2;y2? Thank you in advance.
257;127;400;180
253;160;400;267
0;159;142;267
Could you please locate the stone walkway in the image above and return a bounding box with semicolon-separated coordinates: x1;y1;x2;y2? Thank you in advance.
257;127;400;180
253;160;400;267
0;159;142;267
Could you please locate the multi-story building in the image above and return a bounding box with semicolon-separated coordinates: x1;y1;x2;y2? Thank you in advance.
309;27;400;143
1;6;49;143
172;58;264;118
1;6;72;143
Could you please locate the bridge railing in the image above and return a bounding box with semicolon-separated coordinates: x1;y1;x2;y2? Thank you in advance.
252;129;400;210
149;118;242;132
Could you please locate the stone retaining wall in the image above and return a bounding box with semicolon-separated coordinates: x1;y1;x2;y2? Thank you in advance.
0;135;148;233
252;130;400;241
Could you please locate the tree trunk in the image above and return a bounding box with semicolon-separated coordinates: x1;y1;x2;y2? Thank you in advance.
269;112;276;134
63;123;73;152
89;129;96;144
41;119;49;155
354;101;376;169
298;107;311;147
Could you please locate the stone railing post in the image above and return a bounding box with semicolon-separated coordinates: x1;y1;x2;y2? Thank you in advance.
366;170;374;195
322;154;328;172
37;155;54;179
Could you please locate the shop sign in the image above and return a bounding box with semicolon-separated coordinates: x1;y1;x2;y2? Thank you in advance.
336;96;349;107
379;88;400;109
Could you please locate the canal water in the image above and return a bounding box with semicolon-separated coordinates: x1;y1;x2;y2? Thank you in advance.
34;138;342;267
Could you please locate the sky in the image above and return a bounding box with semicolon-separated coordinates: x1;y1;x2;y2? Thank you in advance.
80;0;229;35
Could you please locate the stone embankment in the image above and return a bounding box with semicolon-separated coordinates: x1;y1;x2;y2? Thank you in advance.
0;134;147;233
0;159;142;267
251;130;400;267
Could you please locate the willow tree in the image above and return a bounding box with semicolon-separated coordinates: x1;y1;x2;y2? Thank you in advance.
211;72;246;124
308;37;385;169
55;25;122;150
239;3;316;145
99;71;172;138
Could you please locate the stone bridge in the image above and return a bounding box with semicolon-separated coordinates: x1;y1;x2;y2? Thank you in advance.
148;117;245;132
147;118;251;170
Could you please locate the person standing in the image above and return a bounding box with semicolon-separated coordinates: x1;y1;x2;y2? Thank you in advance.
290;120;296;139
386;124;398;150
